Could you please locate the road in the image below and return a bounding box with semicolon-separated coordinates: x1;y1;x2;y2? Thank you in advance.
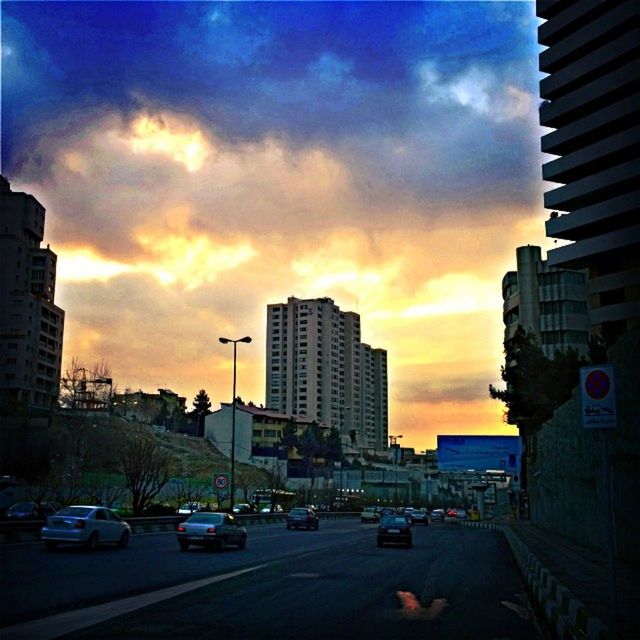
1;518;548;639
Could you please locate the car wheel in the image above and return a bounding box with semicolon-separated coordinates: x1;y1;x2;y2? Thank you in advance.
377;538;383;547
117;530;130;548
217;537;227;551
85;532;99;551
45;541;57;551
179;540;189;551
238;535;247;550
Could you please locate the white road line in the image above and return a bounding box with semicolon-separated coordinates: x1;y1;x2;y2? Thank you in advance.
1;563;268;640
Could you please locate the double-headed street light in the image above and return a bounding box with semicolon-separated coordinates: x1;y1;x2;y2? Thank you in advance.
389;434;403;509
219;335;252;512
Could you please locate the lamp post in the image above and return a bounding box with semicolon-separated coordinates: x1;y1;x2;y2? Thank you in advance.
219;335;252;512
389;434;403;510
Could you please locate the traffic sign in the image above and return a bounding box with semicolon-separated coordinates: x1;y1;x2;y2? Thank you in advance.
580;365;616;429
213;473;230;491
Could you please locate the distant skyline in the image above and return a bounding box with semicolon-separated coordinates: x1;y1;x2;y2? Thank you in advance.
1;1;555;450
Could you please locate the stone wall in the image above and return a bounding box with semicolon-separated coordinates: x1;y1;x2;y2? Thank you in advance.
528;327;640;565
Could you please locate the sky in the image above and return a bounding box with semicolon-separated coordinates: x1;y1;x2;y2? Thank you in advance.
1;0;555;450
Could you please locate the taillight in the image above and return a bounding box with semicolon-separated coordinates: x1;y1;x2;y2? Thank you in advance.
177;525;186;532
74;520;85;529
206;526;217;533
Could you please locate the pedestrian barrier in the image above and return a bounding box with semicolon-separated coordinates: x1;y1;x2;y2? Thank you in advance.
459;520;614;640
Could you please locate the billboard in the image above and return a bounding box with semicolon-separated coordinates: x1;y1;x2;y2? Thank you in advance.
437;435;521;473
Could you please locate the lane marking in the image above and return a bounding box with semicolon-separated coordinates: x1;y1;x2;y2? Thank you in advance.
1;564;267;640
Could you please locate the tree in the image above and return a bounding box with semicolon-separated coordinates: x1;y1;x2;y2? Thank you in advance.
166;479;208;510
279;419;299;458
120;432;172;515
489;326;587;432
324;426;343;466
260;459;289;510
297;422;326;484
59;357;115;411
192;389;212;437
235;466;263;506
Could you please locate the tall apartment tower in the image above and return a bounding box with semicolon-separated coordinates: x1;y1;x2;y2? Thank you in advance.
0;176;65;409
537;0;640;342
266;296;388;449
502;245;590;359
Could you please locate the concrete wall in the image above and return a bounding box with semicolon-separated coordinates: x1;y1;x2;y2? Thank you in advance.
528;327;640;565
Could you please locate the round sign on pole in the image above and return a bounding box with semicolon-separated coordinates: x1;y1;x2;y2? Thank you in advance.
580;365;616;429
214;474;229;491
584;369;611;400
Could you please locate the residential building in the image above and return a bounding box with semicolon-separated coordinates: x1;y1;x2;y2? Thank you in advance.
538;0;640;342
204;401;321;464
0;176;65;410
502;245;590;358
265;296;388;449
112;388;186;426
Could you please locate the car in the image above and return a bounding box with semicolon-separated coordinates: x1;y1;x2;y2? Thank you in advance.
261;504;283;513
410;508;429;525
232;503;254;514
177;502;205;515
286;507;319;530
430;508;445;522
456;509;468;520
176;512;247;551
446;508;458;518
377;514;412;548
41;505;131;551
4;501;61;520
360;507;380;523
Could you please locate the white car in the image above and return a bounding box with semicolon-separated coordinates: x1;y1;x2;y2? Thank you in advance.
261;504;283;513
177;502;205;515
41;505;131;551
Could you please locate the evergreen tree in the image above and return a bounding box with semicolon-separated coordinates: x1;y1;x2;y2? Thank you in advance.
192;389;212;437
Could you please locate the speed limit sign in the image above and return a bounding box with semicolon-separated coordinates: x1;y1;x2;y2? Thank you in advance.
213;473;230;491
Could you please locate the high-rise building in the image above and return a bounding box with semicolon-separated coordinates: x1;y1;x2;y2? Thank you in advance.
502;245;590;359
538;0;640;342
266;296;388;449
0;176;65;409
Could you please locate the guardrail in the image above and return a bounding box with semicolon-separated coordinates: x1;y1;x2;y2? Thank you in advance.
0;512;360;545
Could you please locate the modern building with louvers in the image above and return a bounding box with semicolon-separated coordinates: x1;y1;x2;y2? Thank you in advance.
537;0;640;342
265;296;388;451
502;245;590;359
0;176;65;410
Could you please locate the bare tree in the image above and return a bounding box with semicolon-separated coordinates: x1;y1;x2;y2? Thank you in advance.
235;466;263;507
260;459;289;511
120;433;172;516
166;479;208;510
59;357;115;411
82;474;127;508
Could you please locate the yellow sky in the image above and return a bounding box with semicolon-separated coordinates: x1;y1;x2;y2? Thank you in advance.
29;109;551;450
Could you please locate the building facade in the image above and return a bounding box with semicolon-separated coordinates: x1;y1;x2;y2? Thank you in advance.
538;0;640;341
266;296;388;449
0;176;65;410
112;388;186;426
502;245;590;359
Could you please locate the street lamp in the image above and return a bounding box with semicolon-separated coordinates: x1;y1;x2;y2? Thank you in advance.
389;434;403;510
219;335;252;512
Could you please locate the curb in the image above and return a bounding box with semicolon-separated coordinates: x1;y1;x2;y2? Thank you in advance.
460;521;615;640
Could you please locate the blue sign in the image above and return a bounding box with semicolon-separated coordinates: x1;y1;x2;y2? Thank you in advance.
437;435;521;472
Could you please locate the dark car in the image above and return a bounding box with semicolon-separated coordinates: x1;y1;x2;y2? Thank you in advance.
176;512;247;551
5;501;61;520
377;514;412;548
430;508;445;522
286;507;319;530
410;508;429;525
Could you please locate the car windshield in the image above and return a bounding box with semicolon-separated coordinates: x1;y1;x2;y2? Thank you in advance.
57;507;92;517
10;502;34;511
290;508;308;515
380;515;408;526
187;513;223;524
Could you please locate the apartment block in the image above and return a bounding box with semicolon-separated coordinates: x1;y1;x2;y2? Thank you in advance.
0;176;65;410
266;296;388;449
502;245;590;359
538;0;640;341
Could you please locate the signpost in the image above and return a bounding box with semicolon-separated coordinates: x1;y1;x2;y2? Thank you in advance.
580;365;618;624
213;473;230;492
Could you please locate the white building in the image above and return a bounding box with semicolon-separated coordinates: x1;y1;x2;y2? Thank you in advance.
265;296;388;449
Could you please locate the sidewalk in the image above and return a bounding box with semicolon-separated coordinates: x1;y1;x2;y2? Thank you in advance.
463;520;639;640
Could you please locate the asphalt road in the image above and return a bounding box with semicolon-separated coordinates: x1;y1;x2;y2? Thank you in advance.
1;519;548;639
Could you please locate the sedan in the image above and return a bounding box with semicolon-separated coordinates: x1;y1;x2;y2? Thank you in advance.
41;505;131;551
5;501;61;520
430;508;445;522
410;508;429;525
286;507;319;530
377;514;412;548
176;512;247;551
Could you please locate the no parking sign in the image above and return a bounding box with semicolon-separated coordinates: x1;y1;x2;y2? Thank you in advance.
580;365;616;429
213;473;230;491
